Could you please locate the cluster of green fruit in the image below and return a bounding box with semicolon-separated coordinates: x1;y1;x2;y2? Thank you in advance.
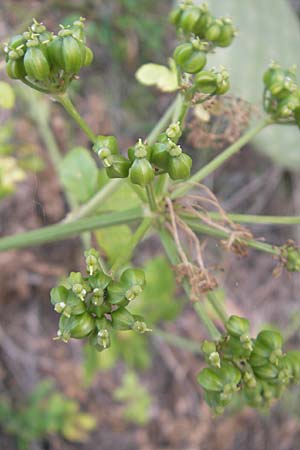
263;63;300;123
169;1;234;96
50;249;150;352
197;315;300;414
3;17;93;93
93;122;192;185
281;242;300;272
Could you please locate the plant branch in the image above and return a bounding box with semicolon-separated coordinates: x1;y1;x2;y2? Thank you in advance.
207;290;228;325
54;92;97;144
181;214;281;256
145;184;158;211
0;208;144;252
153;328;202;354
208;211;300;226
171;117;271;199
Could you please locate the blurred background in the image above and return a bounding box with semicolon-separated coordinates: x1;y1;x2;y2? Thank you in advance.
1;0;300;449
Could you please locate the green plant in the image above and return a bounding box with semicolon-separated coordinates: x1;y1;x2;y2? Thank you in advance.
2;1;300;416
0;380;96;449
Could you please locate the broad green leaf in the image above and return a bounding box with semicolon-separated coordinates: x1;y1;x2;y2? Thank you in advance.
130;256;182;324
97;169;142;211
0;82;15;109
60;147;98;203
192;0;300;169
95;224;132;264
135;59;178;92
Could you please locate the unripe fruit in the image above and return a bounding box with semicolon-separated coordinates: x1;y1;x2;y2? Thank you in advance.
256;330;283;352
24;46;50;80
6;59;26;79
150;142;170;170
226;315;250;338
217;22;235;47
197;368;224;391
120;268;146;289
105;155;131;179
193;12;213;37
83;46;93;66
61;34;84;73
167;152;192;180
130;158;154;186
253;363;279;380
111;307;135;330
180;7;201;33
194;70;218;94
173;43;206;74
59;312;95;340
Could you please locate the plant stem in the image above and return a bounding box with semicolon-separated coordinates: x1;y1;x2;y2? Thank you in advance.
181;214;281;256
110;217;152;274
145;184;158;211
208;212;300;226
146;96;179;145
54;92;97;144
207;290;228;325
0;208;144;252
64;179;123;222
171;117;271;199
153;328;202;354
158;226;221;340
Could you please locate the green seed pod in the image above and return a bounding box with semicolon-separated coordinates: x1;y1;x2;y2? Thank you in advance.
201;340;217;355
167;152;192;180
59;312;95;341
284;246;300;272
24;45;50;80
173;42;207;74
150;142;170;170
47;36;64;68
205;21;222;42
83;46;93;66
256;330;283;352
226;315;250;338
253;363;279;380
50;285;69;306
89;271;111;290
180;6;201;33
283;351;300;379
106;155;131;179
197;368;224;392
70;17;86;42
120;268;146;289
193;11;213;38
194;70;218;94
169;7;183;27
61;34;84;73
8;34;26;50
204;390;228;413
216;21;235;47
130;158;154;186
218;362;241;387
64;291;87;316
6;58;26;79
222;335;252;359
249;352;269;368
107;281;127;305
111;307;135;331
263;65;284;89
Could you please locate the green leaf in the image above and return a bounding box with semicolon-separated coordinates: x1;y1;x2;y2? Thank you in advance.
0;82;15;109
135;59;178;92
95;225;132;264
60;147;99;203
193;0;300;169
130;256;182;324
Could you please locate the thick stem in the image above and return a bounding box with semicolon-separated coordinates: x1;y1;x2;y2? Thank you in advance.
181;214;281;256
0;208;144;252
207;290;228;325
54;92;97;144
209;212;300;226
153;328;202;354
145;184;158;211
158;226;221;340
171;117;271;199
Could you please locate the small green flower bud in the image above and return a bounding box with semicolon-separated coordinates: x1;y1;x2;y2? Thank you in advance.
132;320;151;334
93;135;119;158
125;285;143;301
209;352;221;368
166;122;182;143
84;248;102;275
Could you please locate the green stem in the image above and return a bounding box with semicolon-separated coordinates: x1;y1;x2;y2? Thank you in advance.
145;184;158;211
110;217;152;274
146;96;179;145
0;208;144;252
194;302;221;340
208;211;300;226
171;117;271;199
207;290;228;325
181;214;281;256
64;179;123;222
153;328;202;354
158;226;221;340
54;92;97;144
